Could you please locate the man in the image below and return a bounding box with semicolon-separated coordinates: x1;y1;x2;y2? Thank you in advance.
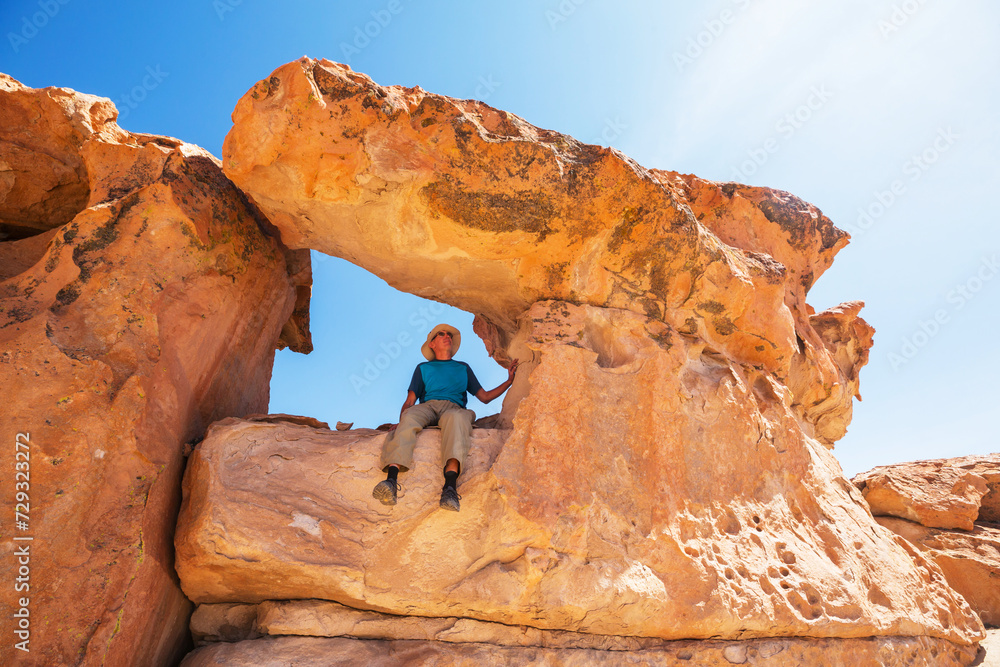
372;323;518;512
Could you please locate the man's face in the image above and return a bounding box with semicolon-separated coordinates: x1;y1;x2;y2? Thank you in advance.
428;330;454;358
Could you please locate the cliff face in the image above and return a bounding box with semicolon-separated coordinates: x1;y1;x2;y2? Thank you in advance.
0;74;309;666
172;58;983;664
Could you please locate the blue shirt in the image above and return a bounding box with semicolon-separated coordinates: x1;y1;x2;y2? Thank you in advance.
408;360;483;408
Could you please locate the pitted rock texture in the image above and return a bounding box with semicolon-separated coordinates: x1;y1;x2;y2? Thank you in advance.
0;75;309;666
174;302;983;650
854;454;1000;530
222;57;871;445
178;634;980;667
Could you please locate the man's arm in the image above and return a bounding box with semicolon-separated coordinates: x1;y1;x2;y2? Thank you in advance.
474;359;519;405
388;391;418;431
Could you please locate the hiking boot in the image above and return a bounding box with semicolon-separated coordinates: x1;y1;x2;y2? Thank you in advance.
439;485;461;512
372;479;400;506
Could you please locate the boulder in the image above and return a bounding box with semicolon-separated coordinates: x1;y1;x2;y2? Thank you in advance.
174;302;984;652
854;455;1000;627
854;455;1000;530
0;75;309;666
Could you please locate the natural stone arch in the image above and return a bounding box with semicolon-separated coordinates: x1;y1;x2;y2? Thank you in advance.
171;57;986;659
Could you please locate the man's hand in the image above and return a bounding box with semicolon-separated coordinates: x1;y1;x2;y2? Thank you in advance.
507;358;520;382
476;359;521;404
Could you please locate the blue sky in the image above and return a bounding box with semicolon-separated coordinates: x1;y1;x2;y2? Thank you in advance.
3;0;997;476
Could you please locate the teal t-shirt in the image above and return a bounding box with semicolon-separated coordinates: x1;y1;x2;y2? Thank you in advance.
408;360;483;408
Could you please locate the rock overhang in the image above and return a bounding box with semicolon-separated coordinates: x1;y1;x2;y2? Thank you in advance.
222;57;848;375
222;56;869;446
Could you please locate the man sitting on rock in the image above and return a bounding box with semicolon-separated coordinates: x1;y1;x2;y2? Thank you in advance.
373;323;518;512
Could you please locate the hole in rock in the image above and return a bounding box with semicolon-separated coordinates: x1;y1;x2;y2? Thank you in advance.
268;253;515;429
582;318;637;369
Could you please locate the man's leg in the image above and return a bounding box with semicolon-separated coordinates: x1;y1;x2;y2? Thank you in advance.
374;402;437;505
438;405;475;511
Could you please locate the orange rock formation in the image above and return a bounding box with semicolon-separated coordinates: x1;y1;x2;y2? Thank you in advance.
856;455;1000;627
2;56;990;666
0;74;309;666
173;56;987;663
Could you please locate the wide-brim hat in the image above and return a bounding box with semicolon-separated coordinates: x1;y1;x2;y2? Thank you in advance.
421;323;461;360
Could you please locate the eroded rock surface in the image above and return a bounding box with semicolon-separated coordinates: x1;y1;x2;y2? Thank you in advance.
222;57;871;446
190;57;985;663
854;455;1000;530
0;75;309;666
854;455;1000;628
876;518;1000;627
175;303;983;654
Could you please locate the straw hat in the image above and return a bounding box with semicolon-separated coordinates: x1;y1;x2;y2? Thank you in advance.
421;323;461;360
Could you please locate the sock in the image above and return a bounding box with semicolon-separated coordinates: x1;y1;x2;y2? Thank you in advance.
386;466;399;482
444;470;458;490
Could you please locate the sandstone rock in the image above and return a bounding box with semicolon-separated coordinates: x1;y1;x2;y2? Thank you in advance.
854;455;1000;530
179;634;979;667
0;73;124;240
174;303;983;650
221;58;869;448
245;413;331;429
875;517;1000;627
194;598;722;651
190;603;259;645
0;75;309;666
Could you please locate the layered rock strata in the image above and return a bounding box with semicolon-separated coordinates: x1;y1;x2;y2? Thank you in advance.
0;74;309;666
855;455;1000;627
179;633;979;667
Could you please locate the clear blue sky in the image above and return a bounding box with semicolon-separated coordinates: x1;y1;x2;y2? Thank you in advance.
3;0;997;476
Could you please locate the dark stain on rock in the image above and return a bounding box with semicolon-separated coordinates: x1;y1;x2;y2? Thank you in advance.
756;194;847;252
312;66;361;103
73;215;120;265
254;75;282;101
451;120;475;150
55;282;80;307
650;329;674;351
698;300;725;315
420;181;555;240
721;183;737;198
608;207;646;254
713;315;736;336
546;262;569;291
